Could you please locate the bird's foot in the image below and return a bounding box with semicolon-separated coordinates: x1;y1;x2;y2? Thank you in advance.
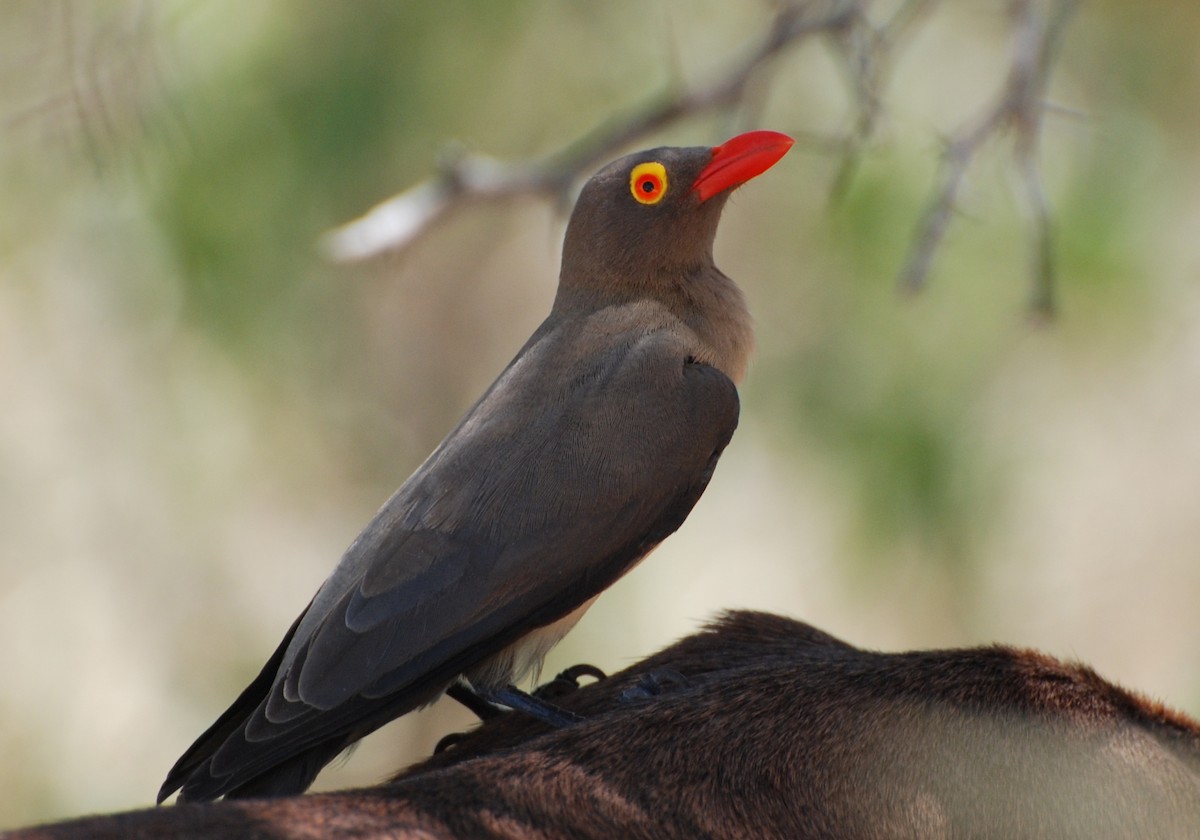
436;682;583;754
446;682;505;721
533;663;607;702
619;668;690;703
475;684;583;728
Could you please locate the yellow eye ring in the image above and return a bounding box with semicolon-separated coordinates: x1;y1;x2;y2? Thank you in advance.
630;162;668;205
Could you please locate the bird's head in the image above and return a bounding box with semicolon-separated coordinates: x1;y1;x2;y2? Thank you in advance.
559;130;793;298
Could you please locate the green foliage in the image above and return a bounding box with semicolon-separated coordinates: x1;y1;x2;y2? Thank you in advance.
146;1;531;351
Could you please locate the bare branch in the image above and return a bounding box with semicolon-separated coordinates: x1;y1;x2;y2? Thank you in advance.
324;0;1080;317
900;0;1079;313
320;148;560;262
1014;0;1080;318
899;108;1006;296
322;2;858;262
826;0;942;202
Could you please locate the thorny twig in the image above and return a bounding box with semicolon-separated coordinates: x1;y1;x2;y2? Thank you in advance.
900;0;1079;316
825;0;941;202
324;0;1079;317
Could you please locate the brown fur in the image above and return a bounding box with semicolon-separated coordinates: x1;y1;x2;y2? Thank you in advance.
13;611;1200;839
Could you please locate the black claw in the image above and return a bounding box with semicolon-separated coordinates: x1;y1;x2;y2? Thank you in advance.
619;668;691;703
560;663;607;683
434;732;467;754
533;663;607;701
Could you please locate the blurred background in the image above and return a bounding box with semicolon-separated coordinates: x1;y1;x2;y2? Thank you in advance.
2;0;1199;827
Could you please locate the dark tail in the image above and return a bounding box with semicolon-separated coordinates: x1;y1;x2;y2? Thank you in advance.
157;606;309;803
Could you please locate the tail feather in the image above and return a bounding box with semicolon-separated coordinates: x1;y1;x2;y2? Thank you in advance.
178;737;350;801
158;606;309;803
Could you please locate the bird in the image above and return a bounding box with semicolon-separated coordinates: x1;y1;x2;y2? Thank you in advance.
157;129;794;802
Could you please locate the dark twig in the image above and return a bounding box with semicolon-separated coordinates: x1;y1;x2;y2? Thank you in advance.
1014;0;1079;317
826;0;941;202
900;0;1079;314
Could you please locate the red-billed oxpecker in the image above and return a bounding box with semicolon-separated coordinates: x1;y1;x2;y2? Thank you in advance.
158;131;794;801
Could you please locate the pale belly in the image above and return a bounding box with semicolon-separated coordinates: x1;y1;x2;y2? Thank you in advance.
463;595;600;689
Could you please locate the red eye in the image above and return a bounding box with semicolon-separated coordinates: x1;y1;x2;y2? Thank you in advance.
629;162;668;204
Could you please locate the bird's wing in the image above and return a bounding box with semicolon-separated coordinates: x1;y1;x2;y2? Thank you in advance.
168;319;739;800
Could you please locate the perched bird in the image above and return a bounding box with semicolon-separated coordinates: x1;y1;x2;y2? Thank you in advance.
158;130;793;802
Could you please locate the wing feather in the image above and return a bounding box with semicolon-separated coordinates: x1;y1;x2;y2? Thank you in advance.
170;316;740;800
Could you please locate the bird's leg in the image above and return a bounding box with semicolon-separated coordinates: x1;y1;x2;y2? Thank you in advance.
474;684;583;728
445;682;504;721
435;683;507;754
533;663;607;701
435;680;582;755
